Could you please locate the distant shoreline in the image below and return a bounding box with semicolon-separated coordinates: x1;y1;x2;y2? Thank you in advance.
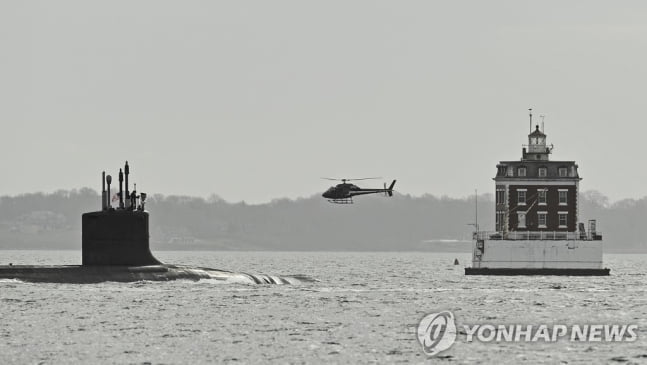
2;190;646;254
0;247;645;254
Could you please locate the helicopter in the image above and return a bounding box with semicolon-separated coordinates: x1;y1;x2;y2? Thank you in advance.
321;177;397;204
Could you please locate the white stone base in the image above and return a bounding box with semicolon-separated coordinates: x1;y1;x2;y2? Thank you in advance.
472;239;603;269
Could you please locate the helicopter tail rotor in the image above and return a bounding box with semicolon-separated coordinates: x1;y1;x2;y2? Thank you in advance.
387;180;396;197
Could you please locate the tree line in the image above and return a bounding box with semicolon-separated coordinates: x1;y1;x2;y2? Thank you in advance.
0;189;644;252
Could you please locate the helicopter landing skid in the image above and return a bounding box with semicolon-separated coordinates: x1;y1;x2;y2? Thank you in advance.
328;198;353;204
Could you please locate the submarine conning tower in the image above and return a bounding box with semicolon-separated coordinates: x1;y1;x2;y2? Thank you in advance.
82;161;161;266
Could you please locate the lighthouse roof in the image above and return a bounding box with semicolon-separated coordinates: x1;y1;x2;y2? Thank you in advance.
494;160;580;180
529;125;545;137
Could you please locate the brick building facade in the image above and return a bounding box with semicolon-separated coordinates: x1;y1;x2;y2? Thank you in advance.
494;124;580;233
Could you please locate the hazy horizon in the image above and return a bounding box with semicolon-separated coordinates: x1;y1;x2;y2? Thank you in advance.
3;1;647;203
1;186;645;253
0;185;639;207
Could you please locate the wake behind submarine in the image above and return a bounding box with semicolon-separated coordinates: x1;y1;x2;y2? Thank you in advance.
0;162;306;284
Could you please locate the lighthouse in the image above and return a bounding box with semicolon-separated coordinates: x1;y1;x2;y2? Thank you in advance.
467;111;609;275
495;121;579;234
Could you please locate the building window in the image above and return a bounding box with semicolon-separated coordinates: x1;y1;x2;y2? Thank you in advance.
496;189;505;205
559;168;567;177
559;213;568;228
538;212;547;228
538;189;547;205
559;190;567;205
507;167;514;177
538;167;547;177
517;212;526;228
517;190;526;205
518;167;526;177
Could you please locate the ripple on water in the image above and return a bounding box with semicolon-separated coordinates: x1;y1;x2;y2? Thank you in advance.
0;251;645;364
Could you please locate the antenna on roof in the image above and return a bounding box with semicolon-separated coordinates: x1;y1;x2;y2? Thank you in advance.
475;189;478;233
528;108;533;133
540;114;545;133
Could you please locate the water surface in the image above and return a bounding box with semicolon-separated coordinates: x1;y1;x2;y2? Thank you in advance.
1;251;645;364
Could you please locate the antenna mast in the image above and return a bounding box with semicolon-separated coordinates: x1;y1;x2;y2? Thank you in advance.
528;108;533;133
540;114;545;133
475;189;478;233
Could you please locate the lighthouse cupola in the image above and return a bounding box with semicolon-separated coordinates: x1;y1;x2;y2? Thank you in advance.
523;125;552;161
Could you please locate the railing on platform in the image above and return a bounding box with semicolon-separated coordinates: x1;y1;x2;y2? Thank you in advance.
473;231;603;241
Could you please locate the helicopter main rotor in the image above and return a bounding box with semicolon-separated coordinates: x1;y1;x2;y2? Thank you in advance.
321;177;382;184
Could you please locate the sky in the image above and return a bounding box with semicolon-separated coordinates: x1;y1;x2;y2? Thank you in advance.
1;1;647;203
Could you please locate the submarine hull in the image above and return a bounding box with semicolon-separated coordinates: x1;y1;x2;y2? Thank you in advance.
1;163;310;284
0;264;300;284
2;210;305;284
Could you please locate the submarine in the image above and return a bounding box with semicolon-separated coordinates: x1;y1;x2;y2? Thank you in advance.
0;162;306;284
